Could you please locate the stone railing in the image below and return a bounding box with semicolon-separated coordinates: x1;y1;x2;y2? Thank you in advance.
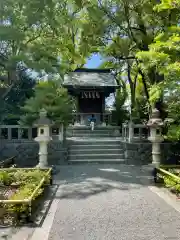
0;125;67;167
71;112;112;126
0;124;64;141
122;122;149;142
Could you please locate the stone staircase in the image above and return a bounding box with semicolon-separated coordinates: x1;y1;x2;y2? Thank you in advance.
67;126;125;164
67;125;120;138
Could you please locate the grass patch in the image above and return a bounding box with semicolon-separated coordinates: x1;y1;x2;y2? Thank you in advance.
0;168;52;225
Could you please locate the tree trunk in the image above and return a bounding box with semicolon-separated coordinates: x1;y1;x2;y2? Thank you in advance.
127;63;136;120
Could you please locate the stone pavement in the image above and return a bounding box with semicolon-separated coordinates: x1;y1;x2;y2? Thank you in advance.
11;164;180;240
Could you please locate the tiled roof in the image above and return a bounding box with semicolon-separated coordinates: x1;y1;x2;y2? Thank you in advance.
63;69;117;87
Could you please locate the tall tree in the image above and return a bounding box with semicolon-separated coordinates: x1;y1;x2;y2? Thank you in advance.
137;0;180;103
0;0;90;88
0;0;93;123
75;0;171;118
136;0;180;137
0;66;36;124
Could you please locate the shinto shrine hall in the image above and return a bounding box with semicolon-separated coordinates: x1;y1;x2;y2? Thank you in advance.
63;68;118;125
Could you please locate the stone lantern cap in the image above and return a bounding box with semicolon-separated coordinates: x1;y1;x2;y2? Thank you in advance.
147;108;164;127
33;109;53;126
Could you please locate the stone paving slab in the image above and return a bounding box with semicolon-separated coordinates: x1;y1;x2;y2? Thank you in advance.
48;164;180;240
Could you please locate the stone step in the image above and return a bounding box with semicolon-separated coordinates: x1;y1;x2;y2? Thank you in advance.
68;126;120;130
68;153;124;160
71;129;119;133
67;126;121;138
70;144;123;150
71;133;114;137
68;130;120;137
68;139;122;145
69;148;123;155
71;128;116;131
67;133;112;137
68;159;126;164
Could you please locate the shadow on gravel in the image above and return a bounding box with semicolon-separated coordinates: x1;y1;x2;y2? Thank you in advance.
53;164;153;200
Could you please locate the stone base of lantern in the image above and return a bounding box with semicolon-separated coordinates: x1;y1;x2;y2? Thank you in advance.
148;136;164;169
35;137;52;169
36;153;48;168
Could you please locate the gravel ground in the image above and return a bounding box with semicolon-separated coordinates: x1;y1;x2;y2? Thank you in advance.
48;164;180;240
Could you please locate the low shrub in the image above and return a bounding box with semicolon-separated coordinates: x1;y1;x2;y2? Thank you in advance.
157;168;180;195
0;168;51;224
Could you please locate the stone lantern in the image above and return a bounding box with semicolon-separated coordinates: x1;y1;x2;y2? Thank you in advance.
147;108;164;168
34;109;53;168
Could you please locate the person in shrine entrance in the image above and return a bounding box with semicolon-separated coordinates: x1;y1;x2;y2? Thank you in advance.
89;114;96;131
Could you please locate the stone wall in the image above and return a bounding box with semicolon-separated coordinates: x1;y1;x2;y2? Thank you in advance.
0;140;68;167
122;141;178;165
161;142;180;165
122;141;152;165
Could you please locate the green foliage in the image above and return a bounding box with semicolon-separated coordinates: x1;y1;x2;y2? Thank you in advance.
7;184;43;215
136;1;180;109
0;169;49;187
12;169;46;185
0;0;91;89
132;98;149;123
0;68;36;124
160;170;180;194
74;0;180;123
0;171;12;185
0;169;51;219
113;83;129;125
148;84;163;106
77;0;164;117
164;175;180;192
20;80;73;126
163;85;180;141
1;0;180;129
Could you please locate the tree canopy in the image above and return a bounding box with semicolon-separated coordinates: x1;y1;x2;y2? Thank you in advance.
74;0;174;118
1;0;180;140
0;0;91;124
0;0;92;85
20;80;73;126
0;66;35;124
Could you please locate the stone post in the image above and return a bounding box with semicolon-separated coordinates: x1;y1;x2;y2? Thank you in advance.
139;127;142;140
122;124;124;139
123;123;127;141
7;127;12;140
28;128;32;140
18;128;22;140
33;109;53;168
0;128;2;139
58;124;64;141
147;108;164;168
128;121;134;143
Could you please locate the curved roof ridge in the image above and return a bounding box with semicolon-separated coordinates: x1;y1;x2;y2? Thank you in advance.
74;68;112;73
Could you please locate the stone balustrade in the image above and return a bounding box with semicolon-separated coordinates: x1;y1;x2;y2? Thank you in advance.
122;122;149;142
0;124;64;141
0;124;67;167
71;112;112;126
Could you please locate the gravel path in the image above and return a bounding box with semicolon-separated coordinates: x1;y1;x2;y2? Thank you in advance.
48;164;180;240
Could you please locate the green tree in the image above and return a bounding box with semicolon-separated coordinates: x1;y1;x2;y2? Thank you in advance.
0;0;92;123
75;0;171;118
0;66;36;124
135;0;180;138
137;1;180;99
20;80;73;126
0;0;90;89
113;80;129;126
